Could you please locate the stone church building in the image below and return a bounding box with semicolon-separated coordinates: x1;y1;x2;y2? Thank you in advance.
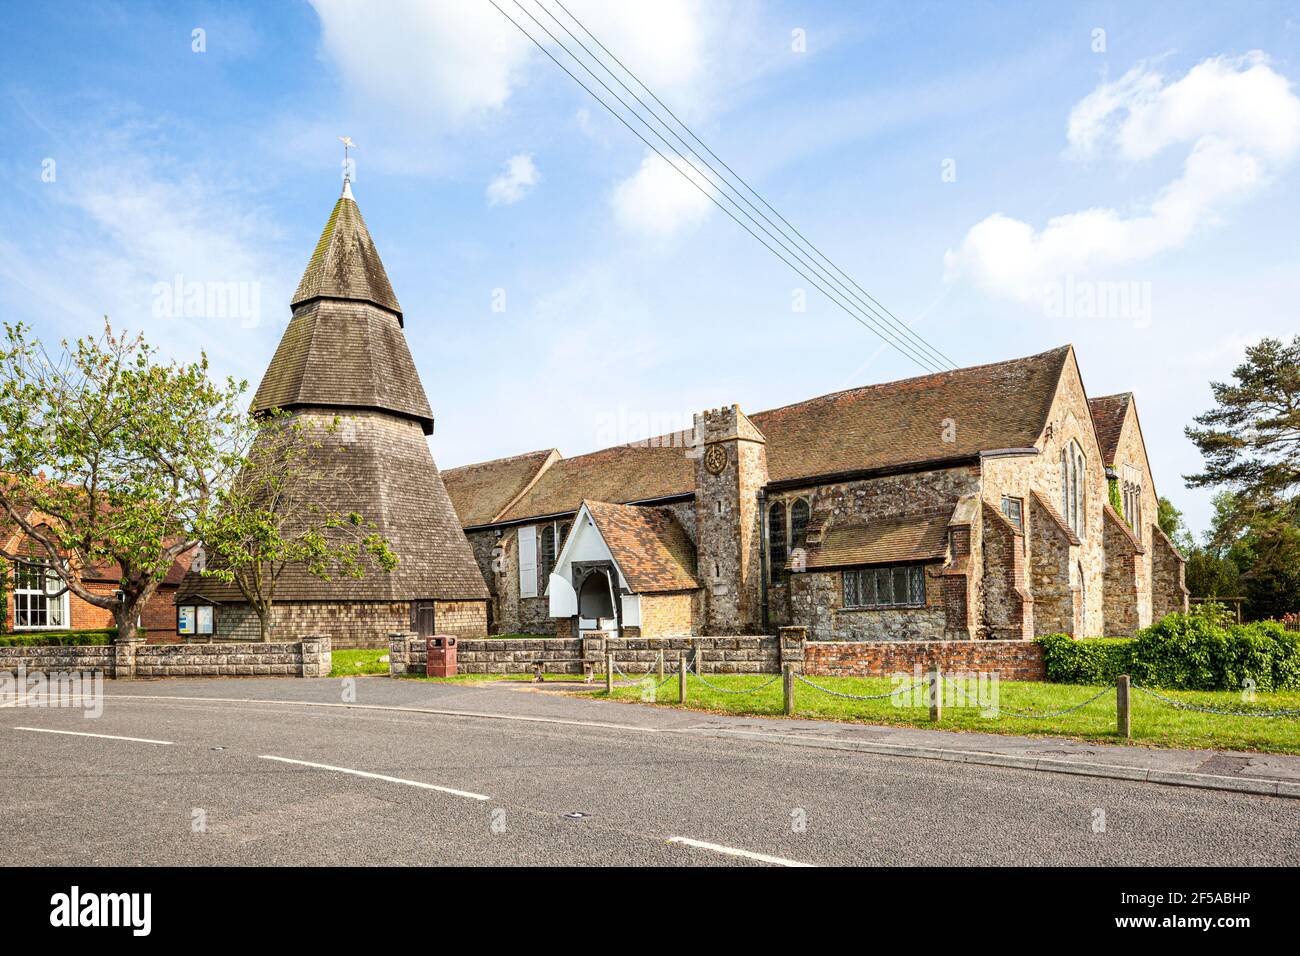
176;182;489;647
444;347;1188;642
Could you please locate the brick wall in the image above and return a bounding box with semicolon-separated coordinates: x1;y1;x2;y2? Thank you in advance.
198;599;486;649
804;639;1045;681
0;638;330;679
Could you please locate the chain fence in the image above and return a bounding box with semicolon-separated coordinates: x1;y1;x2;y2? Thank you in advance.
795;672;929;701
942;677;1113;719
600;656;1300;730
1133;684;1300;719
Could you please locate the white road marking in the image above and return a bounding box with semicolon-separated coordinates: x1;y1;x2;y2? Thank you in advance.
258;754;490;801
13;726;173;745
667;836;814;867
94;694;661;733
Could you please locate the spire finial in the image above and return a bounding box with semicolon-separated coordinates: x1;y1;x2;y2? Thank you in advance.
338;135;357;197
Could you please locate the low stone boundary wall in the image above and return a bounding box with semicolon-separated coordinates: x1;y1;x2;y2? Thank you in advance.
0;638;331;679
388;633;780;676
803;639;1045;681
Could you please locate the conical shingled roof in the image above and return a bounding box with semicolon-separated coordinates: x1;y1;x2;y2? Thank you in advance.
251;184;434;434
291;182;402;319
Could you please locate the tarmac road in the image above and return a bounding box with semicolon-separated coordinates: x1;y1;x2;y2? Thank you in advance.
2;676;1296;866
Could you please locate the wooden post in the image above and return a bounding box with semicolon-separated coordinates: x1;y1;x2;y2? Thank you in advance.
782;664;795;716
678;652;687;704
1116;674;1131;738
657;649;665;683
606;653;614;694
929;665;942;722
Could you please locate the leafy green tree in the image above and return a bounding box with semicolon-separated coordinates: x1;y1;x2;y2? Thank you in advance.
0;321;245;642
1229;517;1300;620
198;413;398;641
1156;496;1193;551
1185;335;1300;530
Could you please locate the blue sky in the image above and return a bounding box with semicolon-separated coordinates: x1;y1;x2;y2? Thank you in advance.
2;1;1298;537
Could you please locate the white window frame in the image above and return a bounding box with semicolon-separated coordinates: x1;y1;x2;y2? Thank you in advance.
12;560;70;631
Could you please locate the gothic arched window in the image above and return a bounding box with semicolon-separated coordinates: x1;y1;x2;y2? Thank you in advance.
789;498;810;555
540;524;556;582
1061;440;1086;536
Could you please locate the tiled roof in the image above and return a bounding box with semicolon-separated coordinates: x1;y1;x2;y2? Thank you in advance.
798;513;951;570
291;190;402;318
753;346;1070;481
443;449;558;527
585;500;698;593
458;347;1073;526
1088;393;1131;465
497;440;696;523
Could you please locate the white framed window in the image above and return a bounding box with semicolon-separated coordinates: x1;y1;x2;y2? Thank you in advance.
12;561;69;630
1000;496;1023;530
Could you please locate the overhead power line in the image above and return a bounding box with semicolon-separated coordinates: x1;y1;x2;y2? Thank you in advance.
486;0;956;374
546;0;959;373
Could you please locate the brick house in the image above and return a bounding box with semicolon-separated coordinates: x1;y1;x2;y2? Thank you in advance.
2;521;193;643
175;179;489;648
443;347;1188;641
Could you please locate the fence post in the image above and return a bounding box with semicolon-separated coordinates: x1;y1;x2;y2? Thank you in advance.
606;653;614;695
929;665;942;722
783;663;795;716
657;649;665;683
678;652;687;704
1116;674;1131;738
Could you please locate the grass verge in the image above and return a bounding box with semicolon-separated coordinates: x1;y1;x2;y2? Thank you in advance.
587;673;1300;754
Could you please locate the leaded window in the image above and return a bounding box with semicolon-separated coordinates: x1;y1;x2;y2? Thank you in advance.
843;565;925;608
540;524;556;581
768;501;787;571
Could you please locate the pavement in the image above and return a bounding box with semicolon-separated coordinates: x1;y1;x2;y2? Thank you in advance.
2;675;1299;866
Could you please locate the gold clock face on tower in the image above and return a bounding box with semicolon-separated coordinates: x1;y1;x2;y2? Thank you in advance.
703;444;727;475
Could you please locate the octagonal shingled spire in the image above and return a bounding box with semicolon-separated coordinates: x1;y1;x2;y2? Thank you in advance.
250;182;434;434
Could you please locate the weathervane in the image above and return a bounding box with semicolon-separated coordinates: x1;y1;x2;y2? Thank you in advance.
339;135;357;185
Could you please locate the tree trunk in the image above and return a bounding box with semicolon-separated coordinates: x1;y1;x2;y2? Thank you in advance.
255;603;271;643
114;598;144;644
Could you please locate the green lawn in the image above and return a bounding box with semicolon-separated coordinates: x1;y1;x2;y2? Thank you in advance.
588;672;1300;754
328;648;390;677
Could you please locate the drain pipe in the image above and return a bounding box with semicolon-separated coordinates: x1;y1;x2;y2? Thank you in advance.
758;488;770;632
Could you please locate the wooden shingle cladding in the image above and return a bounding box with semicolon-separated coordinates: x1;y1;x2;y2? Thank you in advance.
179;185;488;612
583;500;699;593
290;190;402;320
250;300;434;434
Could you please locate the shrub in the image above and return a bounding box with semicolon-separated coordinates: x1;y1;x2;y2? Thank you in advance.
0;629;118;647
1039;614;1300;691
1037;634;1134;684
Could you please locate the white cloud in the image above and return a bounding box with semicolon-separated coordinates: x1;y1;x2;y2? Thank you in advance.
486;153;541;205
308;0;750;123
945;52;1300;302
610;153;714;238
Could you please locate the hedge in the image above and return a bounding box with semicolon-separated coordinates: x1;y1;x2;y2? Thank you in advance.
1038;613;1300;691
0;629;118;647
